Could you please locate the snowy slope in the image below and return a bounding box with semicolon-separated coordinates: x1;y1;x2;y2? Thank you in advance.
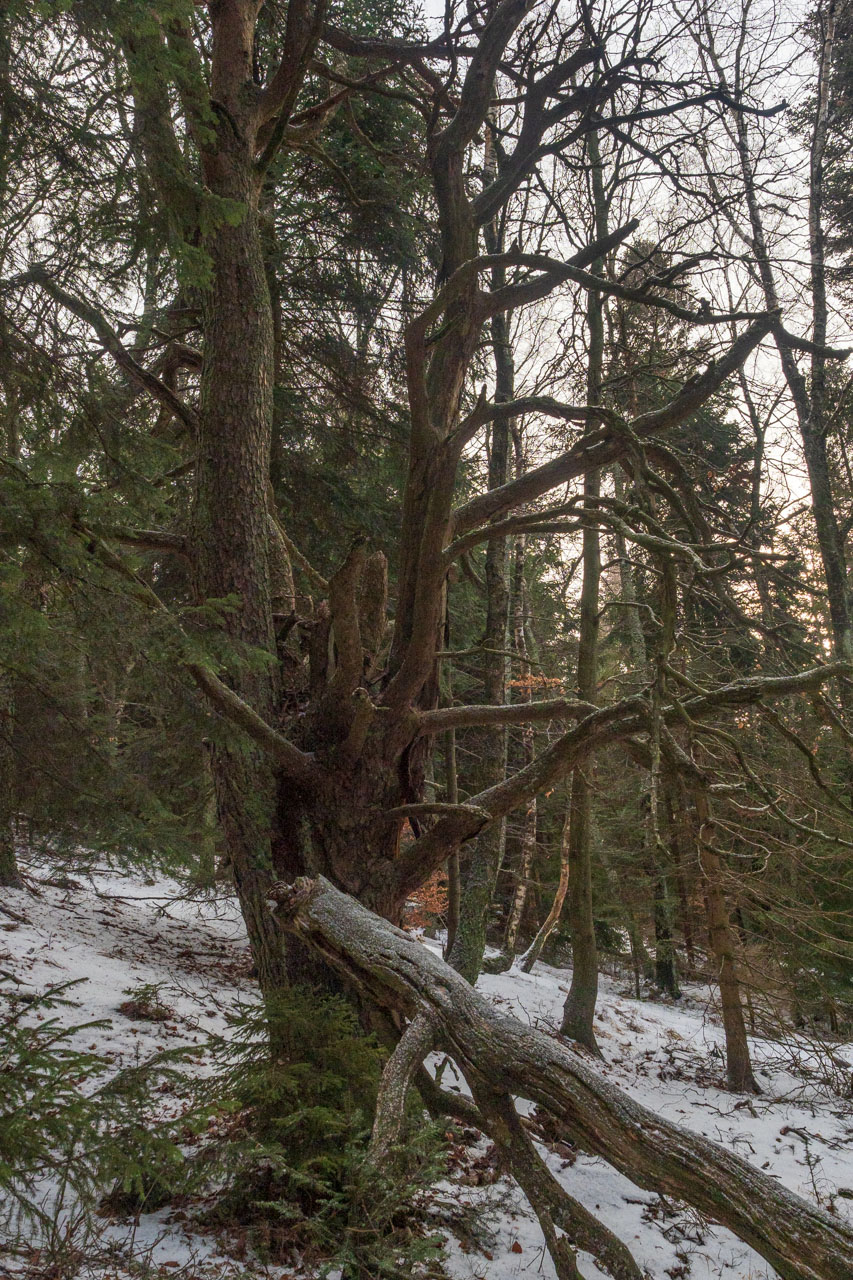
434;949;853;1280
2;869;851;1280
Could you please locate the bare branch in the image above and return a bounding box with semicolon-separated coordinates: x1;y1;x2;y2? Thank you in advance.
187;662;320;784
451;312;777;536
391;659;850;897
79;531;320;785
477;249;764;325
22;268;199;433
98;528;191;559
320;24;458;62
272;877;853;1280
434;0;531;158
417;697;595;733
382;801;491;822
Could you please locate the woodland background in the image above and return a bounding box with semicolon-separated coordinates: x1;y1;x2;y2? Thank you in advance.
2;1;853;1277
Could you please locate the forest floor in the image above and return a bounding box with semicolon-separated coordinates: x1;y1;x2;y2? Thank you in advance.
2;866;852;1280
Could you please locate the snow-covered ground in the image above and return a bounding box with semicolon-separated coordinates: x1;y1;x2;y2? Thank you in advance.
2;868;852;1280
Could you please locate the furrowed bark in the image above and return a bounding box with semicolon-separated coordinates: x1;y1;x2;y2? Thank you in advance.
191;0;291;995
271;876;853;1280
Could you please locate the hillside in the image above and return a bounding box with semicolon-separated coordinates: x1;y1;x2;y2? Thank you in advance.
2;868;851;1280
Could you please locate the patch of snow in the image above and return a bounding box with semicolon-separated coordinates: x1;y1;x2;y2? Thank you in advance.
2;868;851;1280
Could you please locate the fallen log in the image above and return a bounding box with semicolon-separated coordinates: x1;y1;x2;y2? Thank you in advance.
270;876;853;1280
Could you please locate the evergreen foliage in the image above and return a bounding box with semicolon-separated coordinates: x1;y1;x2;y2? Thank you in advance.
0;979;200;1237
203;985;447;1274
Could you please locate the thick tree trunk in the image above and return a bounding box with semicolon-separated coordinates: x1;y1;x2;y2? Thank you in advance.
0;33;22;892
190;23;288;994
273;877;853;1280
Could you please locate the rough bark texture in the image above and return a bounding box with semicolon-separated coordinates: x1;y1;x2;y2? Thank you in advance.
193;82;286;995
272;876;853;1280
0;19;23;893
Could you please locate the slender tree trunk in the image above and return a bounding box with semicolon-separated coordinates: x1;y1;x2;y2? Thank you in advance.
503;533;535;957
711;11;853;667
449;114;513;983
694;789;758;1093
561;128;606;1050
520;801;570;972
652;864;680;998
560;757;600;1047
444;727;461;958
0;670;21;888
664;771;697;972
612;467;680;994
448;555;509;977
503;792;535;956
449;411;510;981
612;469;648;685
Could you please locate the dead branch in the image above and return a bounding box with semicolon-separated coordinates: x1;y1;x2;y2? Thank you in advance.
270;877;853;1280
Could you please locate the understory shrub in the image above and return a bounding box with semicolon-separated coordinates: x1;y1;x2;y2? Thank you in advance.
0;980;108;1236
2;976;450;1276
0;978;205;1241
202;985;448;1276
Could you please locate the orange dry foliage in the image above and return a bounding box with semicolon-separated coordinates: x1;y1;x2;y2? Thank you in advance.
405;867;449;928
507;674;564;692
